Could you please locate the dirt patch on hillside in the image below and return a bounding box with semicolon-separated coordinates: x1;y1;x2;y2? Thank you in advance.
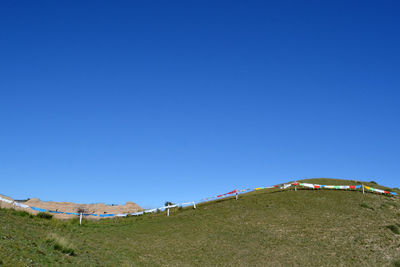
25;198;142;219
1;194;142;219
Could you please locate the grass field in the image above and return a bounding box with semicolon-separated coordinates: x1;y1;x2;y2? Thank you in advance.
1;178;400;266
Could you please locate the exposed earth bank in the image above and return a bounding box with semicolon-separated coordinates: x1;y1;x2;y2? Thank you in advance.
0;194;142;219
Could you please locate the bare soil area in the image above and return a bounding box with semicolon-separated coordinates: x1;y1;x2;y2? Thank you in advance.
1;194;142;219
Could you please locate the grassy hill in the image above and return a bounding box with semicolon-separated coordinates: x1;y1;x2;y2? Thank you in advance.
1;178;400;266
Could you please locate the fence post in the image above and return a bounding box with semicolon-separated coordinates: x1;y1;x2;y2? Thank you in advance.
193;202;196;209
235;190;238;200
362;184;365;195
167;207;170;216
80;213;83;225
295;185;297;191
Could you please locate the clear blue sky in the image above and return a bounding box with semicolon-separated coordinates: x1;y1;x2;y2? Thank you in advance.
1;1;399;208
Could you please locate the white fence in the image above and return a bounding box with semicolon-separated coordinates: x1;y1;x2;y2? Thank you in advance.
0;182;397;219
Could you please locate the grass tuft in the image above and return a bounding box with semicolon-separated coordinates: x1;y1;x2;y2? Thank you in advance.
380;203;389;209
386;225;400;235
360;202;373;210
45;233;76;256
36;212;53;219
14;210;30;217
394;259;400;267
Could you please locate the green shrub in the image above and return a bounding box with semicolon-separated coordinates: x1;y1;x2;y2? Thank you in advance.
386;225;400;235
360;202;373;210
370;181;377;184
393;259;400;267
14;210;30;217
36;212;53;219
380;203;389;209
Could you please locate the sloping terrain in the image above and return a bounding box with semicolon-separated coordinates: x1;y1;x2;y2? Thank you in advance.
24;198;142;219
0;178;399;266
0;195;142;219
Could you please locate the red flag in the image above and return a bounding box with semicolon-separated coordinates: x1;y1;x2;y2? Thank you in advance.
217;190;236;198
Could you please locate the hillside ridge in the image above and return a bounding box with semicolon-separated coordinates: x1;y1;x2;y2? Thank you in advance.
0;178;399;266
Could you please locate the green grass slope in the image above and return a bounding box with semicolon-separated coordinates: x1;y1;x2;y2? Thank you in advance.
1;178;400;266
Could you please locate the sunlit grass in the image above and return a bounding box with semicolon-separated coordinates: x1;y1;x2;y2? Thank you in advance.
0;178;399;266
